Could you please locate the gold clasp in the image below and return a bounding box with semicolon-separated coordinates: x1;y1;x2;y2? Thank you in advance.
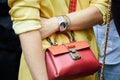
69;48;81;60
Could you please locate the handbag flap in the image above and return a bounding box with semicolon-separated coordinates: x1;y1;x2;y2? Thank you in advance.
48;41;90;55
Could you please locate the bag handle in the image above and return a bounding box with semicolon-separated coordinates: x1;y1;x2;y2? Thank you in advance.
100;0;111;80
46;32;72;46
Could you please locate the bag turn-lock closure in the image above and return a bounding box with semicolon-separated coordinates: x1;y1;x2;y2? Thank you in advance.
69;48;81;60
67;44;81;60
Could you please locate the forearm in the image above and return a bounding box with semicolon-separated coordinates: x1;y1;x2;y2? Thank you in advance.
67;6;103;30
40;6;103;39
19;30;48;80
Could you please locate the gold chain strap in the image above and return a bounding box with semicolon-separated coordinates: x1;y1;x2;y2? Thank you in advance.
99;0;111;80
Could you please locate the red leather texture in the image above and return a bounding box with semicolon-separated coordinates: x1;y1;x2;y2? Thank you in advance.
45;41;101;80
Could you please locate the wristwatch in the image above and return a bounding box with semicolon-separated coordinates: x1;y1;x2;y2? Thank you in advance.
57;16;69;32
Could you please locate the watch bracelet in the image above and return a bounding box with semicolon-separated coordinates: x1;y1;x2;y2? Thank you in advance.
63;15;71;29
57;15;71;32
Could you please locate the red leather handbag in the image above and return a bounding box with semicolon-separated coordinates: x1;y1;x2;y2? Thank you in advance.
45;32;101;80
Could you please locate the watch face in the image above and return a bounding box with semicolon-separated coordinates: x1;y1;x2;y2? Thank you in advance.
60;22;66;28
57;16;68;32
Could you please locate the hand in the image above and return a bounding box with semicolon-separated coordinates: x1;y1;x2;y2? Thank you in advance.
40;17;59;39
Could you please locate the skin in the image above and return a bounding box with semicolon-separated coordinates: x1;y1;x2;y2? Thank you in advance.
19;30;48;80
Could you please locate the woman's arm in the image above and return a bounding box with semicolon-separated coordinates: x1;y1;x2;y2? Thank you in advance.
40;6;103;39
19;30;48;80
9;0;48;79
66;6;103;30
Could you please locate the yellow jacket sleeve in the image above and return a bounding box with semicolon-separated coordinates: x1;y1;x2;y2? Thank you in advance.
8;0;41;34
90;0;108;25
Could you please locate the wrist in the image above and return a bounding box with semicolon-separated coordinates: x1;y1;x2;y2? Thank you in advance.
51;17;60;32
57;15;71;32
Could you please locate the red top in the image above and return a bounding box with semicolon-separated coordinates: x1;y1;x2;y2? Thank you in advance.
69;0;77;13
